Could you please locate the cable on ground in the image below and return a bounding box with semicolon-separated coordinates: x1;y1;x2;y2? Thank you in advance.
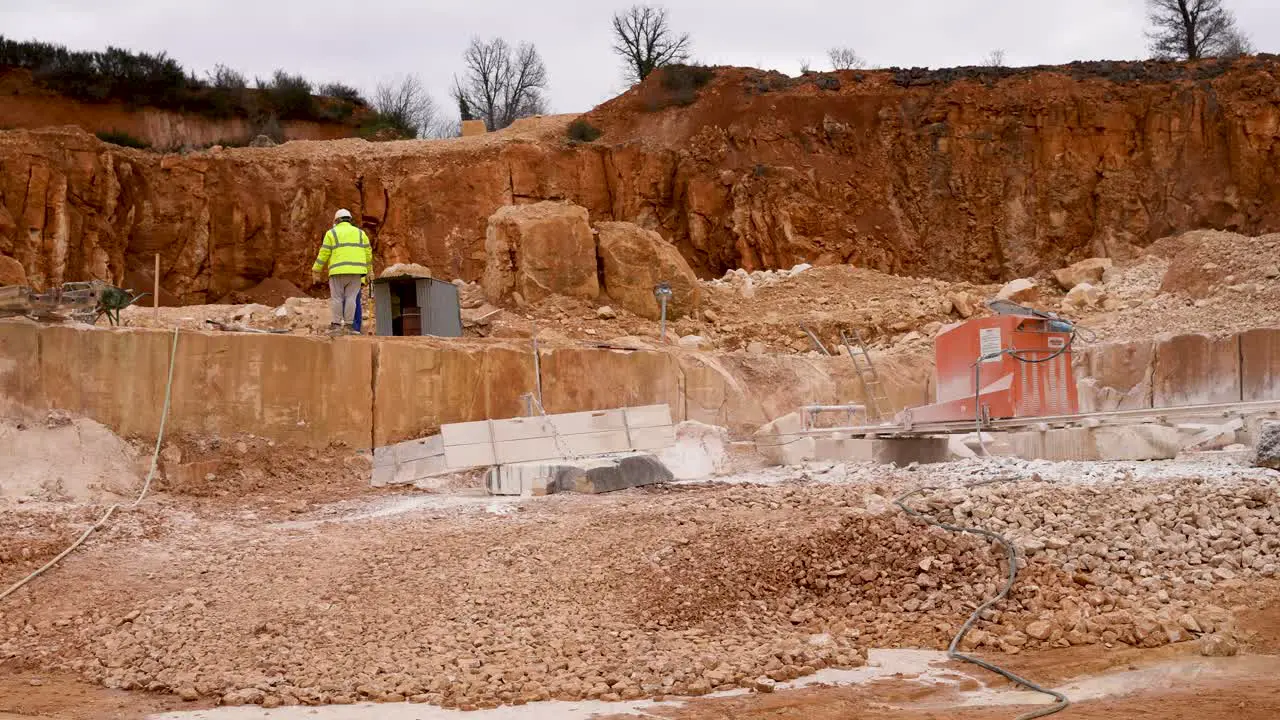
895;477;1070;720
0;326;180;604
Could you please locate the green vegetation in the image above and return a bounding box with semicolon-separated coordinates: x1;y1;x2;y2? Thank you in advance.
645;64;715;111
0;35;367;125
95;130;149;149
566;118;602;142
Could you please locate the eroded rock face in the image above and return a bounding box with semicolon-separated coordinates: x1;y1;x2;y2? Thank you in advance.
0;254;25;286
483;202;598;304
5;59;1280;301
597;221;700;320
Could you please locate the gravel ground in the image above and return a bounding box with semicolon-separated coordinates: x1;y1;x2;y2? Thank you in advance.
1;454;1277;711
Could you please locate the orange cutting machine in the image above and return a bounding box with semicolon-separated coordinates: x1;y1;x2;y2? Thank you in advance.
898;302;1078;427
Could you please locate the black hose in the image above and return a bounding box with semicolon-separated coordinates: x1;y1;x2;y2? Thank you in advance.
895;478;1070;720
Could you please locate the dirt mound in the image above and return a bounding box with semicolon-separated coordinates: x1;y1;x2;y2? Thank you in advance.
1153;230;1280;299
157;434;372;513
217;277;309;306
0;415;143;502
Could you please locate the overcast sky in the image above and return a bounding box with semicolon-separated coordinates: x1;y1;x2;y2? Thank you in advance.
3;0;1277;117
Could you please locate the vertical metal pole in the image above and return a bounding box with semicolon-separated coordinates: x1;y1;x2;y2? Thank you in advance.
153;253;160;318
532;329;543;409
659;294;669;343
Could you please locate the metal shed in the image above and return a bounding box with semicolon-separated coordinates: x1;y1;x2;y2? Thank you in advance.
371;275;462;337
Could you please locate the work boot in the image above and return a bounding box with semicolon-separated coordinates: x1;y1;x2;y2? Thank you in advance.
327;322;343;336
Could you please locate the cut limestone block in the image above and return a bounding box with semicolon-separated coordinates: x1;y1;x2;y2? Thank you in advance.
1009;424;1180;462
1152;333;1240;408
442;405;674;470
1093;424;1182;461
486;452;673;496
754;411;814;465
1240;328;1280;403
793;435;950;465
371;435;445;487
1253;420;1280;470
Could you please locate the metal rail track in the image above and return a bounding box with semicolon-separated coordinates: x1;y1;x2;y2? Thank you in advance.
776;398;1280;439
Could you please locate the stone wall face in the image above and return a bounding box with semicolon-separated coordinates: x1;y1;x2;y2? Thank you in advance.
0;322;931;449
6;59;1280;304
1078;329;1280;411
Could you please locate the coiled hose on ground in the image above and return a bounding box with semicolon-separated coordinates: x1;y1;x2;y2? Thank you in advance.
0;326;180;604
895;477;1070;720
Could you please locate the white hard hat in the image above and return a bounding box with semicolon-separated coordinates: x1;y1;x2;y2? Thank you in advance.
334;208;352;222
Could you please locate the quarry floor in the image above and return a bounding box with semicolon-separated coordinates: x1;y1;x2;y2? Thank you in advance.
3;456;1280;720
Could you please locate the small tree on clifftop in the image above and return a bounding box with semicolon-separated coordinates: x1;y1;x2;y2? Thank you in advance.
827;47;866;70
452;37;548;131
611;4;692;83
372;74;438;138
1146;0;1253;60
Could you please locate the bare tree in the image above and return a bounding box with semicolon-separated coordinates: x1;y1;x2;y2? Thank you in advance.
799;59;812;74
453;37;549;131
372;74;438;138
1146;0;1252;60
611;4;691;83
827;47;866;71
983;49;1007;67
1221;29;1255;57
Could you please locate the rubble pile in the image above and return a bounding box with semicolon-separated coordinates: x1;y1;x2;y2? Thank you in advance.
3;459;1277;709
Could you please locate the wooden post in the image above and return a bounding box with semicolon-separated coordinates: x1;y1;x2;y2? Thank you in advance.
153;254;160;318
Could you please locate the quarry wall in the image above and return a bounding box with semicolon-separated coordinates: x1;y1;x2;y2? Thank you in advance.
0;322;931;449
3;59;1280;303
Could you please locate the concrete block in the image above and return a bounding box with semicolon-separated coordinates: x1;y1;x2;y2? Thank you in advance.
486;452;672;496
1153;333;1240;408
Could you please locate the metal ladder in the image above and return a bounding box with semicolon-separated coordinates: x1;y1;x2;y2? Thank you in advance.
840;328;893;422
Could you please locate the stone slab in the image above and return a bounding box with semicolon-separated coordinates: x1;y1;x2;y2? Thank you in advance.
1008;424;1181;461
1240;327;1280;403
1152;333;1241;408
769;434;950;466
439;406;675;470
486;452;672;496
1076;340;1155;412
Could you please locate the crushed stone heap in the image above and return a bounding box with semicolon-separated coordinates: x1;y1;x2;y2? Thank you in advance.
2;455;1276;708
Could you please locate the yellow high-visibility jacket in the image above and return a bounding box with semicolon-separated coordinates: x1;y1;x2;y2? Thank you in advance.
312;221;372;277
